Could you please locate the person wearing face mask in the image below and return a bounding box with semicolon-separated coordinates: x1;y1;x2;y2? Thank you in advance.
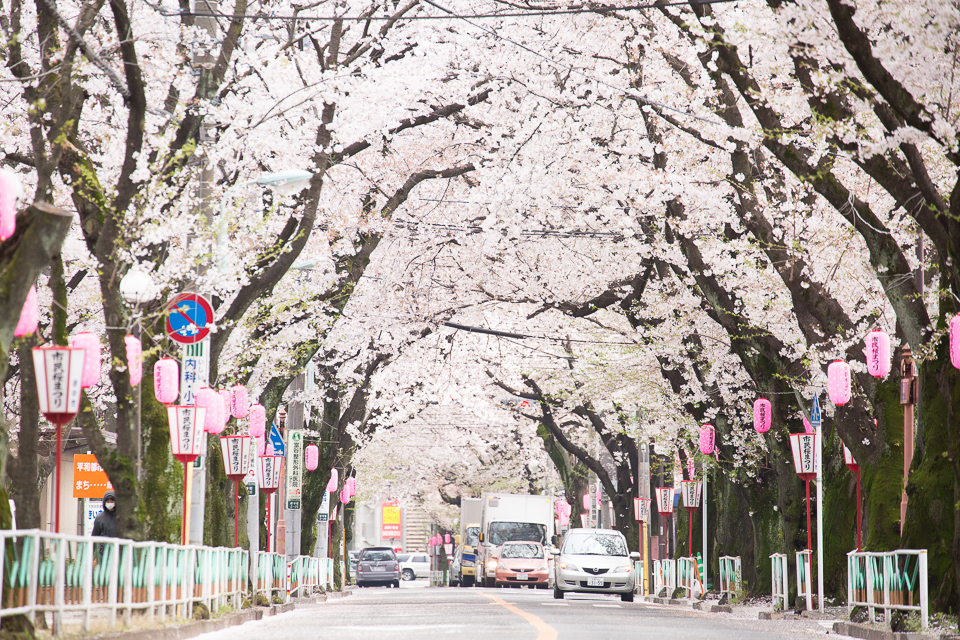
92;490;118;562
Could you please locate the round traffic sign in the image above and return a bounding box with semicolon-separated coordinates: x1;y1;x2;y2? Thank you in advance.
166;293;214;344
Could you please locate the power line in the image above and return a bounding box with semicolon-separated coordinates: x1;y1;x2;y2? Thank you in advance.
164;0;741;22
440;320;639;346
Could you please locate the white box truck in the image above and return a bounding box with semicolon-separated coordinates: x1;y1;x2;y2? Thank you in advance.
478;493;554;587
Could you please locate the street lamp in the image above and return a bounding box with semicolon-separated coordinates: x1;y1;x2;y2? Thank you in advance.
119;269;158;483
220;434;251;547
789;432;818;551
259;454;283;552
680;480;701;557
216;169;314;263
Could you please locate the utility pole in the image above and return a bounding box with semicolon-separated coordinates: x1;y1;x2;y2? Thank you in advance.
285;373;305;557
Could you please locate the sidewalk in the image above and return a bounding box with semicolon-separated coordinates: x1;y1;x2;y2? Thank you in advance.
641;593;949;640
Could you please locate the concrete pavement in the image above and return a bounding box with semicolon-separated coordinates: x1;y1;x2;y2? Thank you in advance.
190;583;840;640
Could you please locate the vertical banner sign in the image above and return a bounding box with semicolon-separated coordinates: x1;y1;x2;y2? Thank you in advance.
179;339;210;406
317;491;330;522
286;429;303;510
245;445;258;496
381;501;401;539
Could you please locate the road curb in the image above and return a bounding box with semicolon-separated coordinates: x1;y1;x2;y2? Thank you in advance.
832;621;931;640
88;591;350;640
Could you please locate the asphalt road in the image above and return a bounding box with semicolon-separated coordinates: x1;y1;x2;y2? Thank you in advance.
195;583;837;640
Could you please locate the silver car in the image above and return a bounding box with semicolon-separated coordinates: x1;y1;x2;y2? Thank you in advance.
551;529;641;602
356;547;401;588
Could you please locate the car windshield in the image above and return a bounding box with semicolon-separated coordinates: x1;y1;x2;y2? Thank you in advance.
488;522;547;546
563;533;628;556
465;527;480;546
360;550;396;562
501;543;543;559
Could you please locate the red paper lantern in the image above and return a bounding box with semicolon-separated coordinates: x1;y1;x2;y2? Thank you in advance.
827;360;852;406
247;403;266;438
231;384;249;419
0;168;23;240
305;444;319;471
699;424;715;454
70;332;101;389
124;335;142;387
865;330;891;378
14;286;38;337
196;387;226;434
753;398;771;433
154;358;179;404
950;314;960;370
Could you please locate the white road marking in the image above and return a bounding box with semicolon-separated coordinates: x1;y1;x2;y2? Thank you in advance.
593;604;621;608
540;603;569;606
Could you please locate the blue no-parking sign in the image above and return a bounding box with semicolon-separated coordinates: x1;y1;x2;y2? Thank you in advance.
268;423;285;456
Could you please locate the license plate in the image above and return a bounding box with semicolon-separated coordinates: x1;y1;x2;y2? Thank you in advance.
374;566;383;571
515;574;528;580
586;577;605;587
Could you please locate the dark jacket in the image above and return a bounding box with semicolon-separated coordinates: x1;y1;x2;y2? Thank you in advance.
92;490;118;561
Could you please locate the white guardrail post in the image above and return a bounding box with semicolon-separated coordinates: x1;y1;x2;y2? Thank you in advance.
796;550;812;612
846;549;928;630
770;553;788;611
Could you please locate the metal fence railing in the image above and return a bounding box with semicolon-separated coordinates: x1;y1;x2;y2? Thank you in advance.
718;556;741;598
677;557;703;599
847;549;928;629
796;550;812;612
652;559;676;596
770;553;788;611
1;529;326;636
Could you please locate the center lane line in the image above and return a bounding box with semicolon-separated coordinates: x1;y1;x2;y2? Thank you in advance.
482;592;558;640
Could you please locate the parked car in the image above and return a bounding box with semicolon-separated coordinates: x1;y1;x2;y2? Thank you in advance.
398;552;430;581
495;541;549;588
356;547;400;588
551;528;640;602
349;550;359;575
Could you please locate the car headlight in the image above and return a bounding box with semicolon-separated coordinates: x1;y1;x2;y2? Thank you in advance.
559;561;579;571
488;559;498;570
538;564;548;571
613;564;633;573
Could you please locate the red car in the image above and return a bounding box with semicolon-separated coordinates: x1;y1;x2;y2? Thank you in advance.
494;542;549;588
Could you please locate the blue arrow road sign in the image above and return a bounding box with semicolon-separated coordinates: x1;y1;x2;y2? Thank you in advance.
268;423;285;456
810;394;822;428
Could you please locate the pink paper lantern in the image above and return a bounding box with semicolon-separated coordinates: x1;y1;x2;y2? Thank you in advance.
699;424;715;455
196;387;225;434
445;533;451;544
14;286;38;337
950;314;960;370
582;494;591;510
346;476;357;497
231;384;249;419
124;335;142;387
753;398;771;433
0;168;24;241
865;330;891;378
340;488;349;504
154;358;178;404
218;389;232;416
247;404;266;438
327;468;339;493
802;415;815;434
257;436;266;456
305;444;319;471
827;360;852;406
69;332;101;388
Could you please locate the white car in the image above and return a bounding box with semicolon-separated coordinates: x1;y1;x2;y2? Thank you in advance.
398;553;430;580
551;528;641;602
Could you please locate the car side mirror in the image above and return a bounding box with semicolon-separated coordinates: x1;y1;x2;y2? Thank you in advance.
550;547;560;556
629;552;641;561
551;535;559;546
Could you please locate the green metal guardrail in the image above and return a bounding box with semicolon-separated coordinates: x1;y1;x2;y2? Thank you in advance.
847;549;927;629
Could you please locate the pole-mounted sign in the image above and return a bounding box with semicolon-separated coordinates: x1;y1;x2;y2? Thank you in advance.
166;293;214;344
286;429;303;510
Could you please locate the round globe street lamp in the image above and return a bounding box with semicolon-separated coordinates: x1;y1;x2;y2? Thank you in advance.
32;346;86;532
167;405;206;544
789;432;818;552
258;454;283;552
680;481;702;557
220;434;252;547
119;268;158;481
